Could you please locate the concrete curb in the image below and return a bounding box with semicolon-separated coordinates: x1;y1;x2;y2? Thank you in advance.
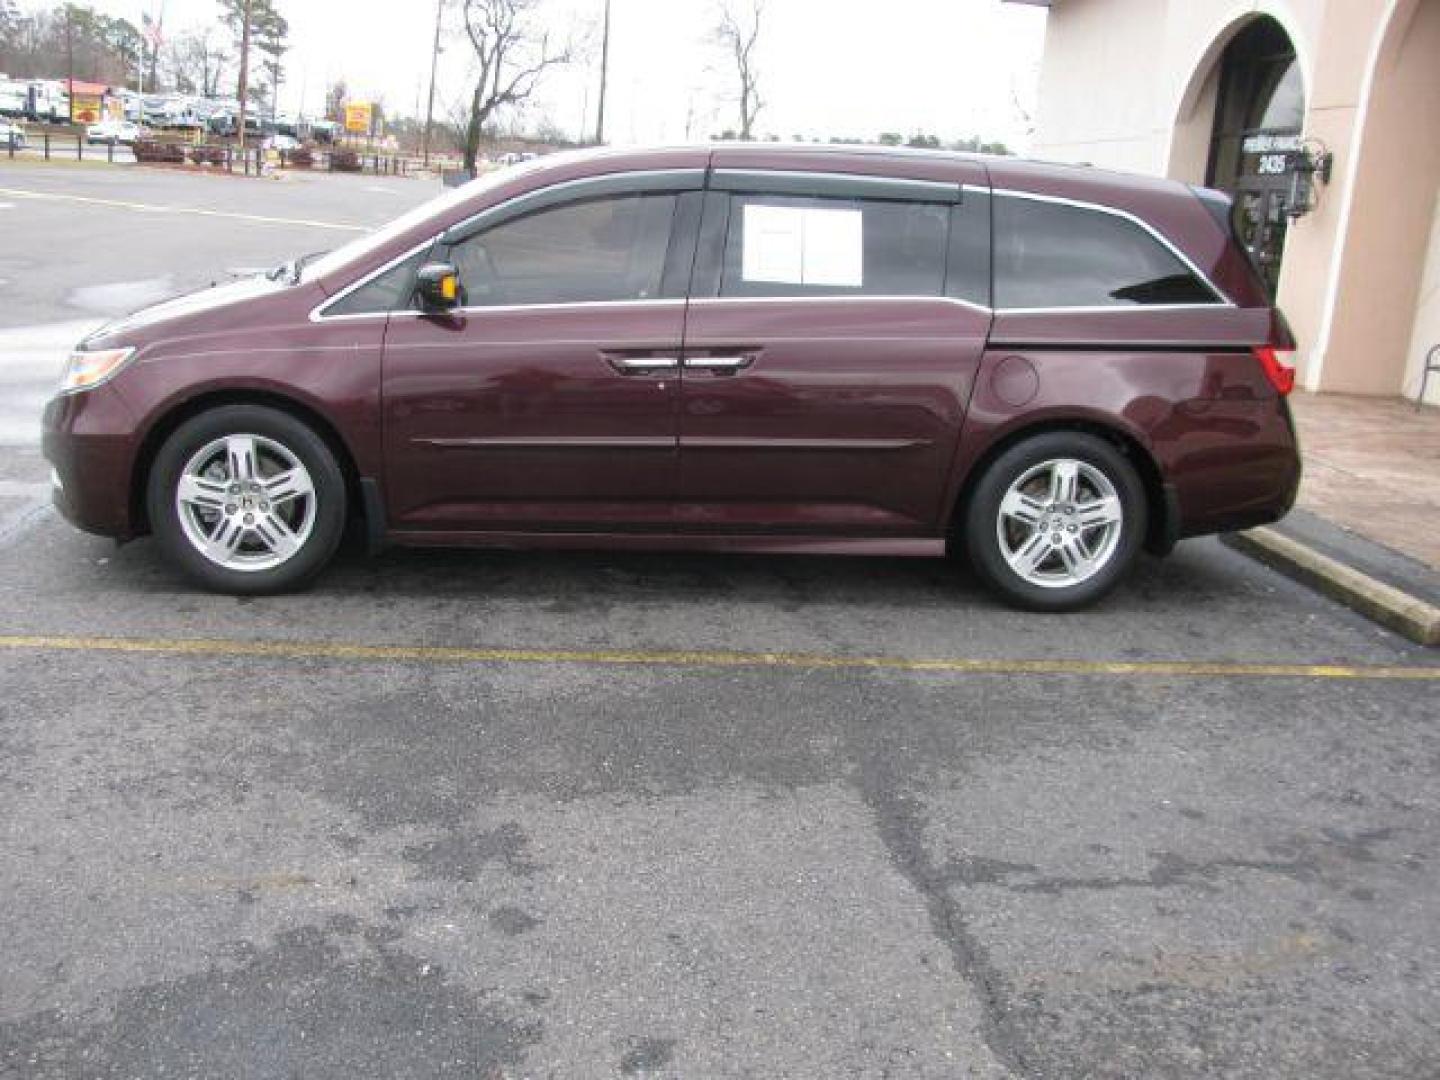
1226;528;1440;647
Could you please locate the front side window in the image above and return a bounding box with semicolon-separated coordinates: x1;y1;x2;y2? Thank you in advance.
300;157;551;285
719;194;950;299
449;193;677;307
993;195;1221;309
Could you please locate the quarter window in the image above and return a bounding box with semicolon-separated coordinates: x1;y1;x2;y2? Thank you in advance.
450;193;677;307
719;194;950;298
993;195;1221;309
324;248;429;316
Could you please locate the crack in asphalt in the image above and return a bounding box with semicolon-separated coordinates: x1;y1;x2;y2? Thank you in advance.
842;672;1029;1077
840;653;1415;1080
936;826;1402;898
858;776;1030;1077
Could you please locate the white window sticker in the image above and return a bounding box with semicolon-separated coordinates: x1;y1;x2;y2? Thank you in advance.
741;204;804;284
741;204;864;287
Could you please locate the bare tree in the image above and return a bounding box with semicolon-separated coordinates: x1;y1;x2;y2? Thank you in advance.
169;27;228;98
458;0;571;173
325;79;348;123
714;0;762;140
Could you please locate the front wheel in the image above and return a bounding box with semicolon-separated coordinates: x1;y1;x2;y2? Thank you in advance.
147;405;347;594
964;432;1147;612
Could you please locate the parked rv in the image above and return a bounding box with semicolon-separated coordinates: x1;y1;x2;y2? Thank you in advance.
29;80;70;123
0;80;27;118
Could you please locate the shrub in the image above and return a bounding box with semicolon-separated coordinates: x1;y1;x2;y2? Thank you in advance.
133;140;186;164
287;147;314;169
189;144;226;166
329;147;361;172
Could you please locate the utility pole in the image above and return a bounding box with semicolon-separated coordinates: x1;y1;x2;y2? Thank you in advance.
236;0;252;150
64;6;74;121
270;45;280;124
594;0;610;144
421;0;443;167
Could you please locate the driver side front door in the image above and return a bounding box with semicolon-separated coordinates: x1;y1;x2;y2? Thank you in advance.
380;178;704;535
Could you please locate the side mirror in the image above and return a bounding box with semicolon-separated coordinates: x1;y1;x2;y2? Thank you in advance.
416;262;462;311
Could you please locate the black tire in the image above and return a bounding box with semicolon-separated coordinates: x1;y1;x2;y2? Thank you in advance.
146;404;347;595
964;431;1147;612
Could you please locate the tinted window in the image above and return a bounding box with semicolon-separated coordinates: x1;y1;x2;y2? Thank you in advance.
451;193;676;307
720;194;949;298
946;193;991;308
325;247;429;316
993;195;1221;309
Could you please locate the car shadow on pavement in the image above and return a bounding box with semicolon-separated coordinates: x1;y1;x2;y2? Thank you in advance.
39;512;1274;621
326;543;988;609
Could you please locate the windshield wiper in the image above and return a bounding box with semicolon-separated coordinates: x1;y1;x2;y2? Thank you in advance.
289;251;330;285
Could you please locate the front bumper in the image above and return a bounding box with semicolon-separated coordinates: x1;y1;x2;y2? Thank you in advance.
41;386;141;539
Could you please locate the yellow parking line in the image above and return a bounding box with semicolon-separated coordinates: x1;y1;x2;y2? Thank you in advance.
0;633;1435;681
0;187;368;232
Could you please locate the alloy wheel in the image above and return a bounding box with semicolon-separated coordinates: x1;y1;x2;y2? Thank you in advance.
995;457;1124;589
174;433;317;572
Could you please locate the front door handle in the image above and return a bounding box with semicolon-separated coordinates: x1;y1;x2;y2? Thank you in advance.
683;355;753;374
607;355;680;375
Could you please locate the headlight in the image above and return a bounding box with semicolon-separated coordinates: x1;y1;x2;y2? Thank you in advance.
59;347;136;394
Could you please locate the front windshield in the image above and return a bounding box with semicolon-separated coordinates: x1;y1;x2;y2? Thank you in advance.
298;158;553;285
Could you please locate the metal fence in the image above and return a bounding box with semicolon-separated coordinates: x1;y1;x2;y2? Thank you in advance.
3;132;411;177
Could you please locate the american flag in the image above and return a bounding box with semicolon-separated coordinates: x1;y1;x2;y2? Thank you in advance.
142;10;165;51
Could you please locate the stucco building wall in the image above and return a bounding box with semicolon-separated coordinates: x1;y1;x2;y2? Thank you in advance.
1028;0;1439;400
1408;195;1440;405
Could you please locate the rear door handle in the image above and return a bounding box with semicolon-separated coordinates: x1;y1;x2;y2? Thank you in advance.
607;355;680;375
683;355;753;373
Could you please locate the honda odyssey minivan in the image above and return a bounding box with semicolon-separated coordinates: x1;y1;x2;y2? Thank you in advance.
42;145;1301;610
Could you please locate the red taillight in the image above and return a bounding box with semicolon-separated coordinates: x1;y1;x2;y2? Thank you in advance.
1253;345;1296;396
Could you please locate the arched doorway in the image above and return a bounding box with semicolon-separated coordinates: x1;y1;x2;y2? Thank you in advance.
1205;16;1306;296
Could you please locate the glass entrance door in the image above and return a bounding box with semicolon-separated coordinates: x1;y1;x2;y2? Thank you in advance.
1232;187;1291;296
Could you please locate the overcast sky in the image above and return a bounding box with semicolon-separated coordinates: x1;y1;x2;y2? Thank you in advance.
44;0;1048;149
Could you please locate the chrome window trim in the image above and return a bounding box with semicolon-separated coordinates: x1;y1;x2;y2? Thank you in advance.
997;303;1236;315
318;298;688;325
688;295;993;316
988;187;1236;309
309;238;436;323
433;298;686;317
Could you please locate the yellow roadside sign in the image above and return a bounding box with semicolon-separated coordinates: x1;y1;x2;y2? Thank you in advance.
344;102;373;134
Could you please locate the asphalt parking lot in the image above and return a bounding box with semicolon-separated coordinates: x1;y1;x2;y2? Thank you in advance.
1;160;1438;1079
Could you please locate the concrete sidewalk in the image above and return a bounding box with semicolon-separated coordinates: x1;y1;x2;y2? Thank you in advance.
1225;392;1440;644
1290;392;1440;570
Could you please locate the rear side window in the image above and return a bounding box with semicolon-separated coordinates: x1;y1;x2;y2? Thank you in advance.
719;194;950;298
993;195;1221;309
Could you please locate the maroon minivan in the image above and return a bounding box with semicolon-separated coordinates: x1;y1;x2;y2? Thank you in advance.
42;145;1300;610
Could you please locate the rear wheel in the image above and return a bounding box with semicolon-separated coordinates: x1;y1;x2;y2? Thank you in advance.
146;405;346;594
964;432;1147;611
